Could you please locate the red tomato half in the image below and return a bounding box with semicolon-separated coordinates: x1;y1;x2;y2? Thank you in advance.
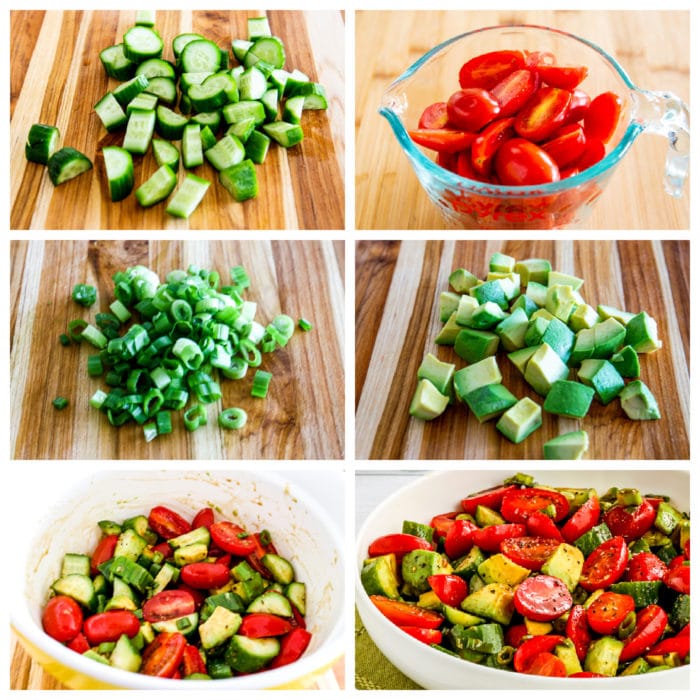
42;595;83;643
470;117;515;177
142;589;196;622
626;552;668;582
444;518;479;559
500;487;570;523
141;632;187;677
491;69;539;118
523;651;567;677
460;484;517;515
209;521;257;556
191;507;215;530
66;632;90;654
526;511;563;541
647;630;690;658
576;136;606;172
181;643;207;676
513;574;573;622
513;634;565;672
560;492;600;543
368;533;433;558
663;563;690;594
148;505;191;540
239;613;294;638
408;129;477;154
427;574;468;607
472;523;527;552
459;50;526;90
584;91;623;143
541;123;587;169
90;534;119;575
180;562;231;589
565;88;592;124
370;595;444;629
500;536;561;570
603;499;657;542
537;64;588;90
268;628;312;669
619;604;667;662
579;536;628;591
514;87;572;142
430;511;461;536
83;610;140;645
566;604;592;661
399;625;443;645
586;591;635;635
494;138;560;186
447;88;501;132
418;101;449;130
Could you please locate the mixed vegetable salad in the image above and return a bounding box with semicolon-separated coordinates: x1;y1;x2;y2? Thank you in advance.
42;504;311;679
360;474;689;678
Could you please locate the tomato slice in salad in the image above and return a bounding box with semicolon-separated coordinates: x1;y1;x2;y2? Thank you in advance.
619;604;667;662
500;487;570;523
444;518;479;559
513;634;565;673
460;484;518;515
526;511;563;541
370;595;444;629
560;491;600;543
586;591;635;635
513;574;573;622
603;499;657;541
626;551;668;582
418;101;450;130
142;589;196;622
500;536;561;570
472;523;527;551
141;632;187;677
209;521;257;555
368;533;434;557
408;128;477;154
584;91;623;143
566;604;592;661
579;535;629;591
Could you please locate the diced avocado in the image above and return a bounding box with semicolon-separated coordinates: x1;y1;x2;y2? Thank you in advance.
226;635;280;673
434;311;462;345
511;294;539;318
454;328;499;363
439;291;461;322
524;343;569;396
569;303;600;332
114;528;148;561
542;379;595;419
455;294;479;326
496;397;542;443
417;353;455;396
524;316;550;347
625;311;662;353
453;356;501;399
453;546;486;580
199;605;242;650
584;636;624;676
475;505;505;527
470;280;509;310
525;618;553;636
592;317;626;358
597;304;636;326
173;542;209;566
496;307;529;351
540;317;575;363
577;358;625;405
402;549;452;593
470;301;509;329
442;604;484;627
620;656;651;676
619;380;661;420
610;345;640;378
460;582;515;625
654;501;683;535
548;270;584;291
489;252;516;273
168;526;211;550
515;258;551;286
490;273;520;300
540;543;584;592
555;638;583;675
477;554;530;586
570;327;595;365
508;345;539;374
574;522;612;558
409;378;450;420
449;268;480;293
417;590;442;610
543;430;589;460
545;284;577;323
464;383;518;423
469;574;486;594
525;281;548;307
361;553;400;599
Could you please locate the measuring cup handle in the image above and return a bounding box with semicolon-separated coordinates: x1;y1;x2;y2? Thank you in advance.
634;89;690;198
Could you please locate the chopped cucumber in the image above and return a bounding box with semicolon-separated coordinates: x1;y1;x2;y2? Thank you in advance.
152;138;179;171
205;134;245;171
219;159;258;201
165;173;210;218
47;147;93;186
25;123;60;164
135;164;177;207
180;38;222;73
123;25;163;62
100;43;136;81
102;146;134;201
94;92;128;133
182;123;203;168
123;109;156;155
262;120;303;148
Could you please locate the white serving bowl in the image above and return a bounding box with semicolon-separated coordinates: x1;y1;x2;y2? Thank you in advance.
356;469;689;689
12;469;344;689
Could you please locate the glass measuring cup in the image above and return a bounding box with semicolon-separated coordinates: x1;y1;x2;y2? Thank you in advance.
379;25;689;229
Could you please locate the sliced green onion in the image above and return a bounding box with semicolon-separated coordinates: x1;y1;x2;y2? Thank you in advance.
238;338;262;367
273;314;295;341
87;355;104;377
72;283;97;307
184;403;207;431
143;421;158;442
109;299;132;323
218;407;247;430
259;529;272;546
90;389;108;409
173;337;204;369
251;369;272;398
156;410;172;435
221;357;248;380
81;324;108;349
230;265;250;288
298;317;313;331
52;396;69;410
59;333;71;346
171;298;193;322
144;387;164;416
150;366;172;390
68;318;88;342
163;386;189;409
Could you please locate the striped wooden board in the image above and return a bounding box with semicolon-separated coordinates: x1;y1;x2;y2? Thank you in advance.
356;240;689;460
10;10;344;229
11;240;345;460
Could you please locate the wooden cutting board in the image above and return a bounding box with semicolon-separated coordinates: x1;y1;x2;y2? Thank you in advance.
355;10;690;229
356;240;689;460
11;240;345;459
10;10;344;230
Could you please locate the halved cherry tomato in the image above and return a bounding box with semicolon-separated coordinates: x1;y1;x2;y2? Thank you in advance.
191;507;215;530
90;533;118;575
647;631;690;658
152;541;173;559
513;574;573;622
494;138;560;186
514;87;572;142
500;487;570;524
430;511;461;536
141;631;187;677
526;511;563;541
459;50;526;90
436;151;459;173
148;505;191;540
542;123;587;169
177;583;206;610
470;117;515;177
684;539;690;560
500;536;560;570
290;602;307;630
83;610;140;645
584;91;623;143
537;64;588;90
566;604;592;661
181;643;207;676
619;604;667;662
586;591;635;635
142;589;196;622
569;671;605;677
408;129;477;154
524;651;567;677
399;625;443;645
369;595;444;629
42;595;83;642
444;518;479;559
603;499;656;542
447;88;501;132
66;632;90;654
667;554;685;570
472;523;527;551
460;484;517;515
576;136;606;172
179;562;231;589
239;613;294;638
560;492;600;543
456;149;482;180
367;533;433;558
268;628;312;669
580;535;628;591
427;574;468;607
565;88;592;124
663;563;690;594
513;634;565;672
418;101;449;130
491;69;539;118
209;521;257;556
505;623;528;647
626;552;668;582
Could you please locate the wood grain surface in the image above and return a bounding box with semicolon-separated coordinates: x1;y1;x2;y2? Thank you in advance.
355;240;689;460
9;632;345;689
355;10;689;229
11;240;345;460
10;10;345;230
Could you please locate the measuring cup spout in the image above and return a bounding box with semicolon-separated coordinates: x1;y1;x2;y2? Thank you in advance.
633;89;690;198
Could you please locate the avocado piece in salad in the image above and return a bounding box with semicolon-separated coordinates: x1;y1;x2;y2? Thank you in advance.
401;549;452;594
460;582;514;626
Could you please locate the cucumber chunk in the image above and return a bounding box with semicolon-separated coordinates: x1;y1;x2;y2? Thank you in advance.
25;123;60;164
219;159;258;201
102;146;134;202
47;147;93;186
135;164;177;207
165;173;210;218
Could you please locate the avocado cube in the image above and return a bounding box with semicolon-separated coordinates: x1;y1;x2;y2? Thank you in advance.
409;378;450;421
619;380;661;420
584;636;624;676
524;316;550;347
460;583;514;625
543;430;589;460
496;397;542;443
455;294;479;326
510;294;539;318
525;280;548;307
402;549;452;593
555;638;583;675
592;317;626;358
417;590;442;610
524;343;569;396
597;304;635;326
541;317;575;363
577;359;625;405
417;353;455;395
543;379;595;419
610;345;640;378
454;329;499;363
199;606;242;650
548;270;584;291
474;505;505;527
449;268;480;293
489;252;516;273
435;311;461;345
439;291;461;322
545;284;577;323
515;258;551;285
570;327;595;365
508;345;539;374
453;356;501;399
469;301;508;329
478;554;530;586
541;543;584;592
569;303;600;332
624;311;663;353
496;307;529;351
487;273;520;300
464;384;518;423
470;280;509;310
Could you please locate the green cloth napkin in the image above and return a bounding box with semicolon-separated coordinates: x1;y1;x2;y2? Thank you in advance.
355;608;423;690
